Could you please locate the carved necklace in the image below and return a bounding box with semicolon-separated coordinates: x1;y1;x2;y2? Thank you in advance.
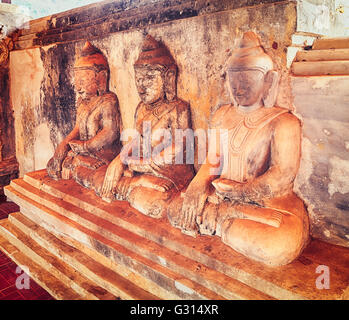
145;99;167;118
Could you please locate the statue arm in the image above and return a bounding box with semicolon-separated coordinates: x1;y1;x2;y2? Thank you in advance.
180;112;223;231
215;113;301;203
100;129;142;201
47;125;79;178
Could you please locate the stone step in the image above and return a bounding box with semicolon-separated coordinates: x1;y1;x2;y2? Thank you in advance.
292;60;349;76
295;48;349;62
0;231;80;300
0;219;122;300
9;212;185;300
5;184;228;300
3;213;165;300
313;37;349;50
8;211;194;300
6;170;349;300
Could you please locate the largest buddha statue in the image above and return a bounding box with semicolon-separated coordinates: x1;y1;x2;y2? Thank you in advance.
168;32;310;266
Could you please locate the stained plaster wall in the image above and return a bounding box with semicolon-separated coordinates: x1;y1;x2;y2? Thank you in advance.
10;0;349;247
292;1;349;248
0;61;15;162
293;76;349;248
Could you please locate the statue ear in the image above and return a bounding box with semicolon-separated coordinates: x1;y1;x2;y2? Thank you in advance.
96;70;108;95
164;68;177;102
262;70;279;108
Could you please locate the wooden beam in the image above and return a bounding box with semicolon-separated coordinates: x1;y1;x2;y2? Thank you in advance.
296;48;349;62
292;60;349;76
313;37;349;50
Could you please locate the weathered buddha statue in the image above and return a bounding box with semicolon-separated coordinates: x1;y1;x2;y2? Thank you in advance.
168;32;310;266
100;35;194;218
47;41;122;190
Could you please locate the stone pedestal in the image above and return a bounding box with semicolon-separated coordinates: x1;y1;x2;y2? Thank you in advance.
1;169;348;300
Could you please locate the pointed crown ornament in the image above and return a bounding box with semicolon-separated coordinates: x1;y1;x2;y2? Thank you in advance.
135;35;176;70
74;41;109;72
227;31;274;74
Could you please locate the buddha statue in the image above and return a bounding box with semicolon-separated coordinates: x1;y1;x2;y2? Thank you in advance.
167;32;309;266
99;35;194;218
47;41;122;191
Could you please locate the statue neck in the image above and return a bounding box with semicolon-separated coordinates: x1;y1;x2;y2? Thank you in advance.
237;102;263;114
235;92;264;113
145;98;166;110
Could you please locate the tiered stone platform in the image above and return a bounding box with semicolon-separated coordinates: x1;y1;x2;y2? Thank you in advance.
1;170;348;300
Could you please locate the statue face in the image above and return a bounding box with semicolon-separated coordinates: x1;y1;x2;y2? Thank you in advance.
135;65;164;105
74;69;98;99
227;69;265;107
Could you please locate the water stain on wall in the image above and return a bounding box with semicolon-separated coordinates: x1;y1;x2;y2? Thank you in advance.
39;43;76;150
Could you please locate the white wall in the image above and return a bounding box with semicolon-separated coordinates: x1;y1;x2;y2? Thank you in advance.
12;0;104;19
297;0;349;37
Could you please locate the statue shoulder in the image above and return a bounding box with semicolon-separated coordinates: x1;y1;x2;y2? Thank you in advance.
173;98;190;114
100;92;119;107
134;101;145;121
272;107;302;131
210;104;232;128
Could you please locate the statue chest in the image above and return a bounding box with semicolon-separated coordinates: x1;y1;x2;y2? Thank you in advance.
79;107;102;140
135;102;174;148
77;97;105;140
219;107;287;182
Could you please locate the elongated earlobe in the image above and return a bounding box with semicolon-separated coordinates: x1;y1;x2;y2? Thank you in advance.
164;69;177;102
262;70;279;108
96;70;108;95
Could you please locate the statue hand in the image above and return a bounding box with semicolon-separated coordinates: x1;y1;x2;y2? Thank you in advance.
212;178;241;200
69;140;86;155
181;183;209;232
47;141;72;179
101;158;123;201
47;157;61;180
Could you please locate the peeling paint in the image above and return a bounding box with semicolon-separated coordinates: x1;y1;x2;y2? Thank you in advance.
323;129;331;136
345;141;349;151
310;77;331;90
158;257;167;267
328;156;349;197
174;280;195;295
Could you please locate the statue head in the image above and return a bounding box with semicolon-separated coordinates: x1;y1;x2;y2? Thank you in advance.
74;41;109;99
226;32;279;108
134;35;177;105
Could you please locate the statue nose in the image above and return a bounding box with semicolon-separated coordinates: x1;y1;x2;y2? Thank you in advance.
234;86;245;96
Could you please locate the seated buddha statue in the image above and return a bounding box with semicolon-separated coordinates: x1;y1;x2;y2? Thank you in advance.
99;35;194;218
167;32;310;266
47;41;122;190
